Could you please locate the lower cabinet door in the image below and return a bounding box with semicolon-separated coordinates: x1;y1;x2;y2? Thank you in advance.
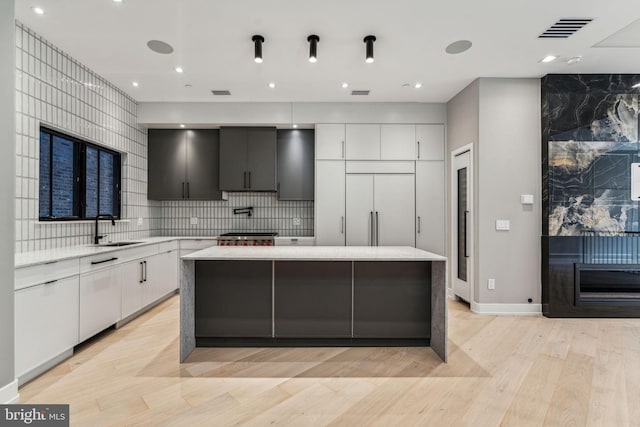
120;260;144;319
274;261;352;338
195;260;272;337
353;261;431;339
15;276;79;378
156;249;179;296
79;268;121;342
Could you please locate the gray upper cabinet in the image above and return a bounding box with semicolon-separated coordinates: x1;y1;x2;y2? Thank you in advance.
219;127;277;191
277;129;314;200
148;129;224;200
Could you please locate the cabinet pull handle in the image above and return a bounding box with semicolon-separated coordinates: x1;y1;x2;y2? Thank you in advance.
341;216;344;234
182;182;185;199
376;211;380;246
248;172;251;188
144;260;148;282
464;210;470;258
187;182;190;199
44;260;58;265
43;279;58;285
417;141;421;159
139;262;144;284
370;212;374;246
243;172;247;189
277;182;280;193
342;140;345;158
91;257;118;265
417;216;421;234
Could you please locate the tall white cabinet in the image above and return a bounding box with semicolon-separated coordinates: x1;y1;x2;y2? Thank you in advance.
346;174;415;246
315;122;445;252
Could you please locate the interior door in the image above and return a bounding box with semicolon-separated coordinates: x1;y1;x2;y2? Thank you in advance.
346;174;374;245
374;174;415;246
452;150;472;302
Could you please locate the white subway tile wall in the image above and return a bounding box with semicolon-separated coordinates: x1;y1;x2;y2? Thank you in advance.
14;22;162;252
14;23;314;252
161;193;313;237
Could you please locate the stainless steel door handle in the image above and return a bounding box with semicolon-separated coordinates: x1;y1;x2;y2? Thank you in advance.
464;210;470;258
370;211;374;246
417;216;421;234
376;211;379;246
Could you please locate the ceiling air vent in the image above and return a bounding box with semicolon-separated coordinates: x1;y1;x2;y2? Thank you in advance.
539;18;593;38
351;90;370;96
211;90;231;96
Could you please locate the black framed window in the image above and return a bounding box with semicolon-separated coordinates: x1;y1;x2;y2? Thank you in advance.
39;127;121;220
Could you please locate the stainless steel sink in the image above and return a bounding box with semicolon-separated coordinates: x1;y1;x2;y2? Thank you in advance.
100;241;143;247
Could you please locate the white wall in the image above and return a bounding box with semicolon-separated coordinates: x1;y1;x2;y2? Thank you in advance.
447;78;541;311
15;23;161;252
138;102;446;126
477;78;541;306
1;1;17;402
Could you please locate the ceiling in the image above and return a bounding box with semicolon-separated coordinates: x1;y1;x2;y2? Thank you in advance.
15;0;640;103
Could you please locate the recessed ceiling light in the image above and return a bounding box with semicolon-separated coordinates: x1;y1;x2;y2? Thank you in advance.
184;84;192;88
268;82;276;89
32;6;45;15
414;83;422;89
540;55;557;63
293;124;298;128
175;66;183;73
132;81;139;87
567;56;582;65
180;124;185;128
633;83;640;89
445;40;472;54
147;40;174;55
341;82;349;89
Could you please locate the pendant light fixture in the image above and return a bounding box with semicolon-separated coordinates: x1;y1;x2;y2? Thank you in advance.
252;35;265;63
307;35;320;63
364;35;376;63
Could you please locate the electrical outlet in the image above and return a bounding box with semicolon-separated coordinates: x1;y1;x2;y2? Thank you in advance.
190;217;198;226
488;278;496;290
137;217;143;226
495;220;510;231
293;217;301;226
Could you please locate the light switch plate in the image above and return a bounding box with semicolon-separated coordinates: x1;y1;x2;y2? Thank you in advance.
520;194;534;205
293;217;301;226
496;220;510;231
190;217;198;226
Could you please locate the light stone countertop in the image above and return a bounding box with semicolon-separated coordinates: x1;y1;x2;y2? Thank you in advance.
182;245;446;261
15;236;218;268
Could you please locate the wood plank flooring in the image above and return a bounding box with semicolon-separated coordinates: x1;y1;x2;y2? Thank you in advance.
18;296;640;426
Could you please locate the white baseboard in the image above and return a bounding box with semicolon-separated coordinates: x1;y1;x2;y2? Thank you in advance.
471;302;541;316
0;379;19;404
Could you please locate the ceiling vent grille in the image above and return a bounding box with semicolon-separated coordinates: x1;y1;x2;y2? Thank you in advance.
539;18;593;38
351;90;370;96
211;90;231;96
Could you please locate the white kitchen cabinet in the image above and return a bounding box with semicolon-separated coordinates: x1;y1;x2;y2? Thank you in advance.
157;248;179;295
416;161;446;255
345;124;380;160
416;124;445;160
79;267;121;342
380;124;416;160
315;160;345;245
346;174;415;247
315;124;345;160
15;276;79;381
120;259;146;319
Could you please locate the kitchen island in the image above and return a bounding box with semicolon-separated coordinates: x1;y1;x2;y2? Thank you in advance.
180;246;447;362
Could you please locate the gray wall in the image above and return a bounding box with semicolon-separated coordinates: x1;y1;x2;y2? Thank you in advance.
1;0;16;394
446;80;479;300
477;79;541;305
447;78;541;307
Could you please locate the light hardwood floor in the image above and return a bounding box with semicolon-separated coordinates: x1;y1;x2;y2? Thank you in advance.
19;295;640;426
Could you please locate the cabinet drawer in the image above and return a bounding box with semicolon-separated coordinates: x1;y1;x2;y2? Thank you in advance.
15;258;79;290
180;239;217;251
79;245;158;273
158;240;179;253
275;238;315;246
15;275;80;378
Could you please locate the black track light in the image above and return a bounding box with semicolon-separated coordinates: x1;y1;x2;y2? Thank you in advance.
252;35;264;63
307;35;320;63
364;35;376;63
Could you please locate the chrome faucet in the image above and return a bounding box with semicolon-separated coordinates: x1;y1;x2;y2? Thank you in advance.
94;214;116;244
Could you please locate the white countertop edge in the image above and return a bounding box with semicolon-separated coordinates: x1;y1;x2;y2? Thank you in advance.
182;246;446;262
